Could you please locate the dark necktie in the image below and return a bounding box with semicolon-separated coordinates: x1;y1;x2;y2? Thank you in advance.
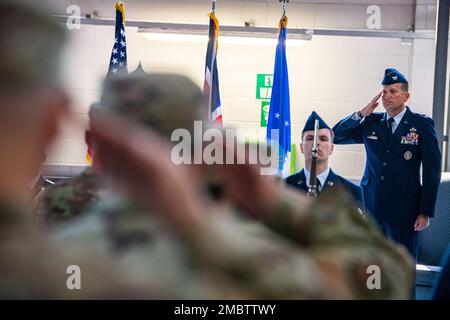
387;117;395;144
317;180;322;193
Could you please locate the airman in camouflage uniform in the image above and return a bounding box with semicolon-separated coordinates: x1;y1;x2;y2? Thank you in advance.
52;73;414;299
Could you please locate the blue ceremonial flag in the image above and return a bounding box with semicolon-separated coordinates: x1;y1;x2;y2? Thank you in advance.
203;12;222;124
108;1;127;75
266;17;291;177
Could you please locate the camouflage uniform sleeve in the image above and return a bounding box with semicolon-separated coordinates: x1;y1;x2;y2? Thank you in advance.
29;171;101;227
261;186;415;299
29;183;74;227
182;187;414;299
29;186;53;227
183;209;327;299
2;198;156;299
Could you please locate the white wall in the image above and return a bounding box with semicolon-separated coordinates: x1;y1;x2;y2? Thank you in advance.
45;1;438;180
51;0;419;31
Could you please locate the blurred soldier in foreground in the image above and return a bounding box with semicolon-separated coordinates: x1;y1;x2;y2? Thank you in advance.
0;0;163;299
53;73;415;299
31;105;103;227
31;66;149;227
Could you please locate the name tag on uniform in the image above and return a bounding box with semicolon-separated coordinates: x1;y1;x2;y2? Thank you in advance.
366;135;378;140
401;128;419;145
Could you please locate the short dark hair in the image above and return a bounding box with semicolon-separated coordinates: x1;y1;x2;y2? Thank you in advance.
401;83;409;92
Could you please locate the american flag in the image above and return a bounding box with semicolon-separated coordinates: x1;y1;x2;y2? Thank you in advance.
203;13;222;124
108;1;127;75
86;1;127;164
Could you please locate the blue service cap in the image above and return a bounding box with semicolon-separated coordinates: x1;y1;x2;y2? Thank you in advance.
382;68;408;85
302;111;330;133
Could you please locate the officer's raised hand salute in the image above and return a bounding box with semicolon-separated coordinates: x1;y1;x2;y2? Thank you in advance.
332;68;441;259
358;92;382;117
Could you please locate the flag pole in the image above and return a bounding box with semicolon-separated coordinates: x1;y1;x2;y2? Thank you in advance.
278;0;289;28
212;0;216;14
279;0;288;19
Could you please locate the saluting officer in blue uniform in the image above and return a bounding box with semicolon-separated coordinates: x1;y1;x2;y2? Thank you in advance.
286;112;364;209
332;68;441;258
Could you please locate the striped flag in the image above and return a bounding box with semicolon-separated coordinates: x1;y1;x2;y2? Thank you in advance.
203;12;222;124
86;1;128;164
266;17;291;177
108;1;128;75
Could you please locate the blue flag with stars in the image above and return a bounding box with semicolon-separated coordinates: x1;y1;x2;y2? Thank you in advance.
108;2;127;75
266;18;291;177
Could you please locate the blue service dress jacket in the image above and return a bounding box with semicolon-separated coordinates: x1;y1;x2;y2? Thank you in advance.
285;168;364;209
332;106;441;225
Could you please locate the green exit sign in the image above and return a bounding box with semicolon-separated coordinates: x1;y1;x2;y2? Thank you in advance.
256;74;273;127
256;74;273;100
260;100;270;127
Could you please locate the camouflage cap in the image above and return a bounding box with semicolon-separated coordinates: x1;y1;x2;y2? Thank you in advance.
0;0;66;92
99;73;208;138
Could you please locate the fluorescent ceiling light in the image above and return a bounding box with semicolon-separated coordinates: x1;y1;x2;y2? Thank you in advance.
141;32;208;43
140;32;308;47
400;37;413;46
